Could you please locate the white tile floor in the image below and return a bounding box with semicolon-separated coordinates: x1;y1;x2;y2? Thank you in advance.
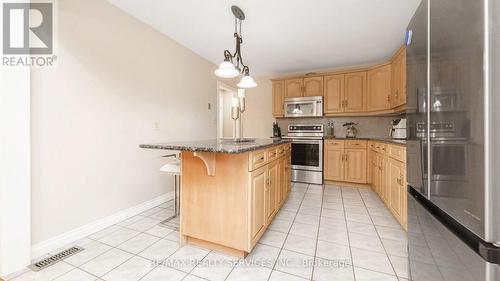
9;183;408;281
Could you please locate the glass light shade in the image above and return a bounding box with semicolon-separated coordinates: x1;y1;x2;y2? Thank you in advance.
237;75;257;88
214;61;239;78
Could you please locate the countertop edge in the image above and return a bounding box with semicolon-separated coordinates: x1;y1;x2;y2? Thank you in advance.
139;139;292;154
323;137;407;145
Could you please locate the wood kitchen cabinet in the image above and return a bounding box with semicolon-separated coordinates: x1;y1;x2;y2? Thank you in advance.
249;166;267;245
344;72;367;112
368;141;407;230
388;157;405;222
285;78;304;98
285;77;323;98
391;46;407;108
324;140;345;181
272;81;285;117
266;157;279;224
303;76;324;97
324;74;345;114
367;63;392;111
344;148;367;183
324;140;367;183
324;72;366;115
271;45;406;117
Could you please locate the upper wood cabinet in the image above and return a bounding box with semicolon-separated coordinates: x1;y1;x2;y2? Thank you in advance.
285;78;303;98
303;76;324;97
367;64;392;111
272;81;285;117
391;46;407;108
324;74;345;114
271;44;406;118
344;72;367;112
285;77;323;98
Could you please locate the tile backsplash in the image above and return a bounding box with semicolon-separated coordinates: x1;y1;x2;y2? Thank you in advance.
277;116;400;138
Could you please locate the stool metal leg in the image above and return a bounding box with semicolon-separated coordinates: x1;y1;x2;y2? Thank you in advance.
160;174;180;229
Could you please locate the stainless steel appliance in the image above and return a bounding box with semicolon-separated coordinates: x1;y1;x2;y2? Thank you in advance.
284;96;323;118
418;87;461;112
406;0;500;279
283;124;324;184
389;118;407;139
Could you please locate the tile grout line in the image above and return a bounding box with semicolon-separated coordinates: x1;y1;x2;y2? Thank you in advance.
341;186;358;281
265;182;309;281
309;184;325;281
358;188;402;280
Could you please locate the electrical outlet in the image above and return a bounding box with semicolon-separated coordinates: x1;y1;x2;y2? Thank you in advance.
154;121;160;130
208;103;212;110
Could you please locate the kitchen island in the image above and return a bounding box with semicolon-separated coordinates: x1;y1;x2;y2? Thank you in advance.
140;139;292;257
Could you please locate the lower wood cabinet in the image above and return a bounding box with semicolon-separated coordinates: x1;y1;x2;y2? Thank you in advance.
249;166;267;244
248;144;291;249
368;141;407;230
324;140;367;184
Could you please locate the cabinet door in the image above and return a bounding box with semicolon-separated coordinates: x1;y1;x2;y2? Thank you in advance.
372;152;380;194
303;76;323;97
272;81;285;117
367;64;392;111
344;149;367;183
401;167;407;230
285;78;303;98
249;166;267;242
324;74;345;114
388;158;404;221
324;146;344;181
400;50;407;107
344;72;366;112
286;152;292;194
266;160;279;223
391;55;402;108
278;157;286;206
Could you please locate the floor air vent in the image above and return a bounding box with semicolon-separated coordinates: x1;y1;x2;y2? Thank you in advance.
29;246;84;272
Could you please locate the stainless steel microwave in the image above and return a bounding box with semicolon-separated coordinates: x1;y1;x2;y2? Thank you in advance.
284;96;323;118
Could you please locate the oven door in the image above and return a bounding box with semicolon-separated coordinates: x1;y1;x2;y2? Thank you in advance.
289;139;323;171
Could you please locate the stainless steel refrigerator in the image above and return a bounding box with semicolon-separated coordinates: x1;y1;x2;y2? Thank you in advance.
406;0;500;280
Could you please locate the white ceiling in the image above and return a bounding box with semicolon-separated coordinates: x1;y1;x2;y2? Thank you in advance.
108;0;421;76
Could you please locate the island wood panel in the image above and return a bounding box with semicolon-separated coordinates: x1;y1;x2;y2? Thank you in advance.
181;151;249;252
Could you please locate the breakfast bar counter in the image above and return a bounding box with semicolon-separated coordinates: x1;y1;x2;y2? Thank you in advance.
140;139;292;257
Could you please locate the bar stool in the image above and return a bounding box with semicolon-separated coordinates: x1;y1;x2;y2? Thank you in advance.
159;153;181;230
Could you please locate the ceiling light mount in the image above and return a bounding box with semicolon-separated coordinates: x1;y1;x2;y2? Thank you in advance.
214;5;257;88
231;5;245;20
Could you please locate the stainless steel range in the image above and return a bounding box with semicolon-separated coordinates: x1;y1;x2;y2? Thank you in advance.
283;124;324;185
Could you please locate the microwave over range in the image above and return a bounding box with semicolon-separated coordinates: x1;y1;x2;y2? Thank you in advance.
284;96;323;118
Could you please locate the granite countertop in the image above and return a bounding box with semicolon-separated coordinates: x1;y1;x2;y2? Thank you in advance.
323;136;407;145
139;138;291;154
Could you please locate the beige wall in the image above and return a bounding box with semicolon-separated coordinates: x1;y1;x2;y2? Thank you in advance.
242;77;274;138
31;0;218;244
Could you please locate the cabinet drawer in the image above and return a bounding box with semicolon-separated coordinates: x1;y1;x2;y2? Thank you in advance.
249;149;267;171
284;143;291;151
267;147;279;161
345;140;367;149
325;140;344;148
388;144;406;162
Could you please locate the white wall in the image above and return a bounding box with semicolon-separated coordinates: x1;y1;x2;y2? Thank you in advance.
0;68;31;277
30;0;217;246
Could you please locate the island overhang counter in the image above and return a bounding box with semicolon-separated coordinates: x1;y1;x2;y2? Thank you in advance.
140;139;292;258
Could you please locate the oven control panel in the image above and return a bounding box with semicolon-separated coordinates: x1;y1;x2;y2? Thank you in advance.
288;124;324;133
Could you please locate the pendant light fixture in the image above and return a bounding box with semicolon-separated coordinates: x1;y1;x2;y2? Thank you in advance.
214;6;257;88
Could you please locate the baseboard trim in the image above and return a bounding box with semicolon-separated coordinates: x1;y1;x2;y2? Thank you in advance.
31;192;173;260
